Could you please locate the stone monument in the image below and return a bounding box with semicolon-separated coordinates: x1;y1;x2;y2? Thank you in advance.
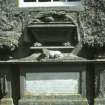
0;1;105;105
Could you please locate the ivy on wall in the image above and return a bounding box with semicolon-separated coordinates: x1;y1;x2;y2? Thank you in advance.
0;0;22;59
80;0;105;49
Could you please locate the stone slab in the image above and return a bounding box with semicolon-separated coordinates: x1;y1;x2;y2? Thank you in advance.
95;98;105;105
19;96;88;105
25;80;78;95
25;72;79;95
0;98;14;105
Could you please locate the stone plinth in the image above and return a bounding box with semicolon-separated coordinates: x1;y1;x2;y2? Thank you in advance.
95;98;105;105
0;98;14;105
19;94;88;105
18;63;87;105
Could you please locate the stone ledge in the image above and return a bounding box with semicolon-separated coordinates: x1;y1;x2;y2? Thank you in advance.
0;98;14;105
95;98;105;105
19;97;88;105
23;94;82;99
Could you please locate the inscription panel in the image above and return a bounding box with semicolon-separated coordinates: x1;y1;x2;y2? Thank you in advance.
25;72;80;95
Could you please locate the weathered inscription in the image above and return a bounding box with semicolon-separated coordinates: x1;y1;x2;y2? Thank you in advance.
25;72;79;95
26;79;78;94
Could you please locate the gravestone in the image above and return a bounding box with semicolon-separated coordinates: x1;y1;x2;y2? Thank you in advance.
19;13;88;105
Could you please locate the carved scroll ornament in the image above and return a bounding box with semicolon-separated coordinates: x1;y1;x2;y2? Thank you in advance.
28;11;75;24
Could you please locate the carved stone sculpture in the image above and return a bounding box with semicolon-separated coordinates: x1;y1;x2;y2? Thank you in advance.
63;42;71;46
28;11;75;24
42;48;64;59
34;42;42;47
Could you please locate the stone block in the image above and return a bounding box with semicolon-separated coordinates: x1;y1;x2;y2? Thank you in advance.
0;98;14;105
95;98;105;105
19;95;88;105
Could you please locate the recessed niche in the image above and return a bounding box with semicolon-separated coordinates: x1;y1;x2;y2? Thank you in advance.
26;24;78;48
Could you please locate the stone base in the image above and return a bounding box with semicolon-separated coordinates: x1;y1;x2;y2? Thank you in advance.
19;95;88;105
0;98;14;105
95;98;105;105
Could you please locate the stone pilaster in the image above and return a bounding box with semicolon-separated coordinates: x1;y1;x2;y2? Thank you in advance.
94;64;105;105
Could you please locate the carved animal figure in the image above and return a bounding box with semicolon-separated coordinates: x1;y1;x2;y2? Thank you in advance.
42;48;64;59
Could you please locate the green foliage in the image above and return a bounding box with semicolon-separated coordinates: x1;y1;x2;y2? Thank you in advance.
82;36;105;49
0;31;21;52
81;0;105;50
